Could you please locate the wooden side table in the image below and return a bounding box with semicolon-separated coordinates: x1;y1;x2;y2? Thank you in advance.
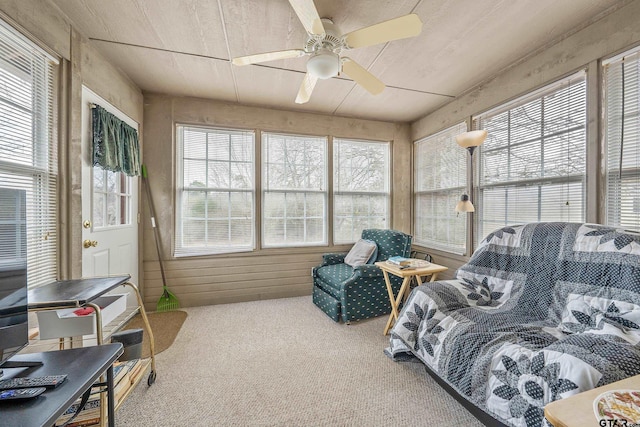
375;260;448;335
545;375;640;427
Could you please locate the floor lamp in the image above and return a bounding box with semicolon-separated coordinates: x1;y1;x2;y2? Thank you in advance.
454;130;487;214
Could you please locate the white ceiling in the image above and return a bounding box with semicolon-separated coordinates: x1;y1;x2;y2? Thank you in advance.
50;0;623;122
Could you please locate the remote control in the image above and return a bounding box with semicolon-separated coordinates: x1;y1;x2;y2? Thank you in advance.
0;375;67;390
0;387;46;401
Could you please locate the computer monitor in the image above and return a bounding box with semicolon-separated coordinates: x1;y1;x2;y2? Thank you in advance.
0;189;29;373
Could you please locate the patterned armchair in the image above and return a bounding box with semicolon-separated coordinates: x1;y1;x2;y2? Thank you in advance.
312;229;412;323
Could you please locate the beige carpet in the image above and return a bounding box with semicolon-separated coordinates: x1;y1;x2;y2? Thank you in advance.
122;310;187;358
116;297;483;427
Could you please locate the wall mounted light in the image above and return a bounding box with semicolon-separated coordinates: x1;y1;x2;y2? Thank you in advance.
455;130;487;214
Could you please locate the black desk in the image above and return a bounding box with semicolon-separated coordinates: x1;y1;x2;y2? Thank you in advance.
0;343;123;427
27;276;131;310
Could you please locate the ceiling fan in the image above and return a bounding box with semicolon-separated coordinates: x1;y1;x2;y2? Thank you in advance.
231;0;423;104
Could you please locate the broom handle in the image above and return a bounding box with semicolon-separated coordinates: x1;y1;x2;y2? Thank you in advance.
142;167;169;290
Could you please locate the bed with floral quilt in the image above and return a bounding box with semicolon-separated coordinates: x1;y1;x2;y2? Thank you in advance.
385;222;640;427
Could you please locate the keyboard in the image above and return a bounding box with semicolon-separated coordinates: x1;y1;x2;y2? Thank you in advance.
0;375;67;390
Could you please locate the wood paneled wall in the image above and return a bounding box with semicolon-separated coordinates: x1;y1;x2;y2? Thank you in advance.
142;246;351;308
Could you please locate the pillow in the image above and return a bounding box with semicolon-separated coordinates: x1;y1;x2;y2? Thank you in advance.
365;240;378;264
344;239;378;268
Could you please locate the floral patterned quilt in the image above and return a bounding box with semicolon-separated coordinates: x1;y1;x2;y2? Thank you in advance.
385;222;640;427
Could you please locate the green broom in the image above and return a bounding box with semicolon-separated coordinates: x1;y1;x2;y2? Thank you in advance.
142;164;180;311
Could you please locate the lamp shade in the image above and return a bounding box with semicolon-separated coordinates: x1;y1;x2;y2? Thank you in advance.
455;130;488;149
455;194;475;213
307;49;340;79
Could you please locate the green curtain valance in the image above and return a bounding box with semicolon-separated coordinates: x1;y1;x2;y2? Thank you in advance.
92;104;141;176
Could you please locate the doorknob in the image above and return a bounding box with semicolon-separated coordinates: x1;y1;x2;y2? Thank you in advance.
83;240;98;248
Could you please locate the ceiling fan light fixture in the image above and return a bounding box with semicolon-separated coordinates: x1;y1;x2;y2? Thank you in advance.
231;2;423;105
307;48;340;79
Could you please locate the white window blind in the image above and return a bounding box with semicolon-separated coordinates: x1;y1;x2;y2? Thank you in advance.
175;125;255;256
0;20;57;288
604;47;640;231
414;122;468;254
262;132;327;247
474;71;586;242
333;138;389;244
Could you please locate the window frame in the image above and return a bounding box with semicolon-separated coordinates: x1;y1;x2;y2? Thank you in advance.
332;137;390;244
175;124;256;257
413;122;468;255
0;18;58;289
473;70;587;243
261;131;328;248
603;46;640;231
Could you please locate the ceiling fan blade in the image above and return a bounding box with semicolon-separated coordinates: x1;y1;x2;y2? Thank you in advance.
342;59;385;95
295;72;318;104
344;14;422;49
288;0;325;36
232;49;306;66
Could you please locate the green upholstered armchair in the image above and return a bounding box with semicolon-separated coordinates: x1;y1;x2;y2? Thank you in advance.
312;229;412;323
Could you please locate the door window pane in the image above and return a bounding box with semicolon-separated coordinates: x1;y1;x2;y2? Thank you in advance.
92;167;131;228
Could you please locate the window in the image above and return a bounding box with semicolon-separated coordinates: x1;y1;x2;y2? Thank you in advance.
262;132;327;247
92;168;132;228
414;123;468;254
0;20;58;288
604;47;640;231
175;125;255;256
0;189;26;267
333;138;389;244
474;71;586;241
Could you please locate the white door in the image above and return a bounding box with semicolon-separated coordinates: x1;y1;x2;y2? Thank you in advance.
81;87;139;286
